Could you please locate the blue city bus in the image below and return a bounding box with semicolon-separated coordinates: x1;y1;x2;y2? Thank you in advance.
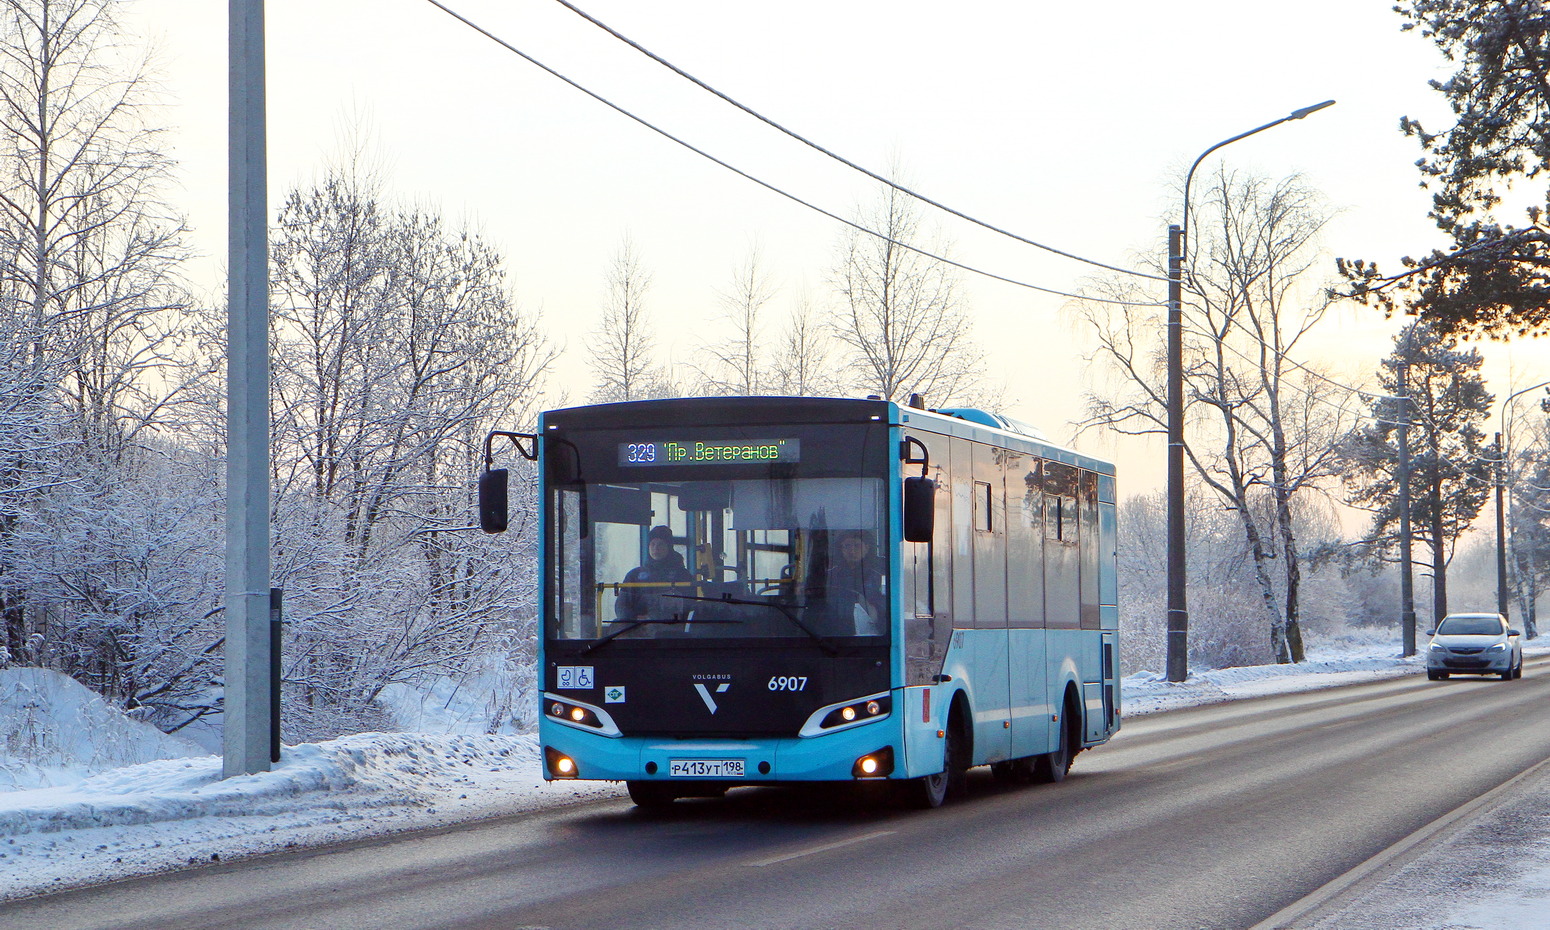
479;395;1119;807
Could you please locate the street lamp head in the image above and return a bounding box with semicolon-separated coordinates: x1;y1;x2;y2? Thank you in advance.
1289;100;1337;120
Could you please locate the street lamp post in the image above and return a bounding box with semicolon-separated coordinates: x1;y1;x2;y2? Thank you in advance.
1165;100;1335;683
1495;381;1550;629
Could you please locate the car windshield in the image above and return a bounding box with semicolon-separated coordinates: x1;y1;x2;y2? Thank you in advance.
1436;615;1504;636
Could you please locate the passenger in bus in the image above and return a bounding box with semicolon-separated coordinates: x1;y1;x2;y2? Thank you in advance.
615;525;693;621
823;529;886;635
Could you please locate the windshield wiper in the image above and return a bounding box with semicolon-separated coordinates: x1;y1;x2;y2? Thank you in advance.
580;615;738;655
665;592;839;656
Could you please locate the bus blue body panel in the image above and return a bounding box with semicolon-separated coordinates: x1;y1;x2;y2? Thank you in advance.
1008;628;1052;760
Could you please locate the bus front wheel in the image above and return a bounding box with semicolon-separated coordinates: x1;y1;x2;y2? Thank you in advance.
904;713;967;809
626;781;678;809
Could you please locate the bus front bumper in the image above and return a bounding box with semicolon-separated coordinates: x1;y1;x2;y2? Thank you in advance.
541;718;903;784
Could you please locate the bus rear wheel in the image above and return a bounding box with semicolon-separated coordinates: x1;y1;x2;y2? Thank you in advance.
1033;706;1075;784
626;781;678;809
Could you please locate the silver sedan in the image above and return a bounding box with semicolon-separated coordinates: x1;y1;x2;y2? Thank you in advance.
1426;612;1524;681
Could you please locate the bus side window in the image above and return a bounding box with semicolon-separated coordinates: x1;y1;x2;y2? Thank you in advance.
1008;457;1044;629
1080;469;1100;630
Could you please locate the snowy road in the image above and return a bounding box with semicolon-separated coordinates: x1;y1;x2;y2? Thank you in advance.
6;655;1550;929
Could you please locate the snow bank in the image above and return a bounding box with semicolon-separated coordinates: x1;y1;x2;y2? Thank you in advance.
0;731;544;838
0;720;620;901
1121;628;1425;715
0;668;205;791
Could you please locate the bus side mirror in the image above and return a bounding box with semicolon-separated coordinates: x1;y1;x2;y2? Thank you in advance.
479;469;509;533
903;476;935;543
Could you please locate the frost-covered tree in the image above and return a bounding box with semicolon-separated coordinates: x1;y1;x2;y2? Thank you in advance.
1117;489;1285;674
1507;398;1548;635
1340;0;1550;338
0;0;192;699
266;167;553;738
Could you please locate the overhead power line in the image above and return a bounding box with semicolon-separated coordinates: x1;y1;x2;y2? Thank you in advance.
422;0;1162;307
548;0;1168;284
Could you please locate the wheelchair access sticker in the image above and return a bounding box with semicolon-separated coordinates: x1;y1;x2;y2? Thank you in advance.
556;666;594;690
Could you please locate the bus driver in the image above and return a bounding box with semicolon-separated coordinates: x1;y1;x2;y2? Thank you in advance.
615;525;693;621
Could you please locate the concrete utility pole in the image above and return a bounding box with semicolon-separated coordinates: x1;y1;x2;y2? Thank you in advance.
1163;100;1335;683
1397;362;1416;656
1165;223;1187;684
1496;431;1509;620
225;0;274;778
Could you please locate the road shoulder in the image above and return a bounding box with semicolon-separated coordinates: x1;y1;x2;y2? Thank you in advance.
1252;755;1550;930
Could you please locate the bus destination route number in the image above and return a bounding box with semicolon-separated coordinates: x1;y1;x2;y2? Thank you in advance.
669;759;745;778
619;438;800;467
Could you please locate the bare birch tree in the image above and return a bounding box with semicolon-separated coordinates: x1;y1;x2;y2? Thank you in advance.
1078;171;1354;664
771;289;836;397
830;183;986;406
693;248;775;395
587;238;672;402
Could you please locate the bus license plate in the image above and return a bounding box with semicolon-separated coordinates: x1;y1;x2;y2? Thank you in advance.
669;759;745;778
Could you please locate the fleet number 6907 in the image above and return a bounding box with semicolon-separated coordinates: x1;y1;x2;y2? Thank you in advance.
767;676;807;691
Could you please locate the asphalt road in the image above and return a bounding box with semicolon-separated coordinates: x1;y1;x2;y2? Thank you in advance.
8;655;1550;930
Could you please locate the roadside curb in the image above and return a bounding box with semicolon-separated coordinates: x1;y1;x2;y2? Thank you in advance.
1248;753;1550;930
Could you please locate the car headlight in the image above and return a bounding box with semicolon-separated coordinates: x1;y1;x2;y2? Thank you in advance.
1428;642;1445;651
1487;642;1507;652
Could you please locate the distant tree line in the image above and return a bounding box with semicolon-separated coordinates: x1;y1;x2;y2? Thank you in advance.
585;179;996;409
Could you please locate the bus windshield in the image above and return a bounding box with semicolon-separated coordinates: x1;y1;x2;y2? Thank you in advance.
545;426;889;645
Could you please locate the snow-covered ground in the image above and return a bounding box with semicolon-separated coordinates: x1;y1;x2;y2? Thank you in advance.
2;632;1548;929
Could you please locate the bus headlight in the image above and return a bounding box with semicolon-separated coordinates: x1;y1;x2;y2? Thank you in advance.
808;695;893;733
541;695;623;737
547;699;603;729
822;696;889;728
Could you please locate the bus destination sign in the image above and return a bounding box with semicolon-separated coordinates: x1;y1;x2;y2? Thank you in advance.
619;438;800;467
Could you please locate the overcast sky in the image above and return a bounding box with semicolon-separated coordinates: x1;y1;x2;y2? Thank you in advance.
129;0;1550;492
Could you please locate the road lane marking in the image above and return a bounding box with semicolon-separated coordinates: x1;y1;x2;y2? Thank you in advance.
1247;753;1550;930
746;830;896;867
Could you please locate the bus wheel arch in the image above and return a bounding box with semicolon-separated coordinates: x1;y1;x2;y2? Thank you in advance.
945;692;972;797
902;690;971;809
